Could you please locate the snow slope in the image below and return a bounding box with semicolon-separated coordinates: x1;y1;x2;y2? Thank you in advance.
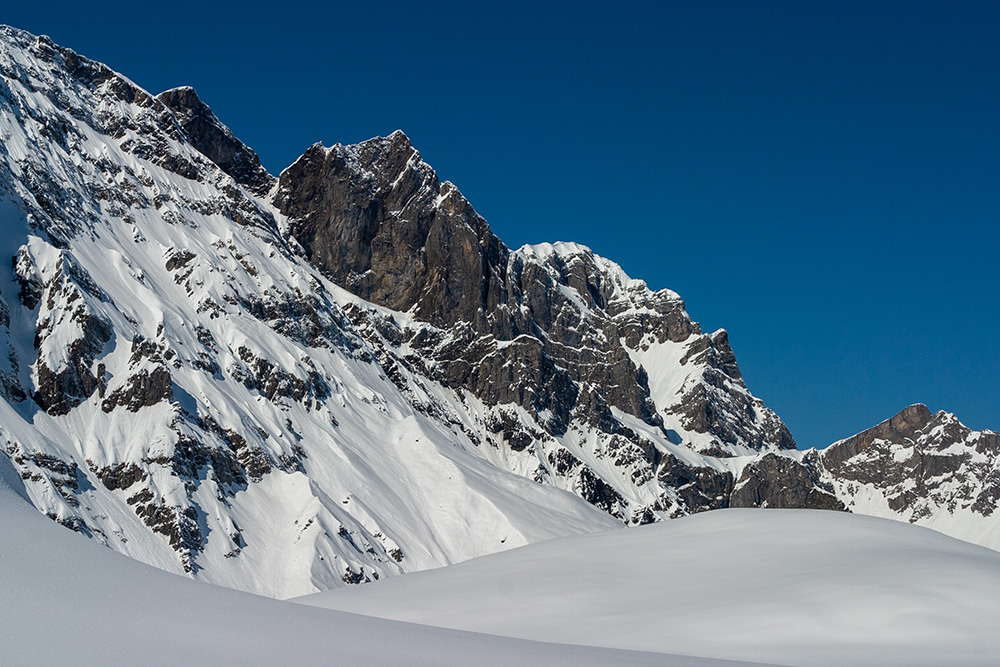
300;509;1000;667
0;451;769;667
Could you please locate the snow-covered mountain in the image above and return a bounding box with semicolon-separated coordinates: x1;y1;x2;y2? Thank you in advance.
1;24;998;600
0;27;621;597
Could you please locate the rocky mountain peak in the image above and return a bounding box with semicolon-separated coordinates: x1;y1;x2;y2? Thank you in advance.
274;129;798;454
156;86;274;196
823;403;933;468
274;131;508;332
812;405;1000;534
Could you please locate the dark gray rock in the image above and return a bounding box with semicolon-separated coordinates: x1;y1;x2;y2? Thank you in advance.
88;460;147;491
101;366;173;413
275;132;510;330
131;498;202;572
33;314;112;416
657;453;735;515
675;331;796;452
731;452;845;511
275;133;793;453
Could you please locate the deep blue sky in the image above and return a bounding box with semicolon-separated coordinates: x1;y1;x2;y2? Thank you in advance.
5;2;998;448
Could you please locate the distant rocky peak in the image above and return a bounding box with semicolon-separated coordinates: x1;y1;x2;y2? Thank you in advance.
298;129;429;194
815;404;1000;534
156;86;274;196
825;403;933;465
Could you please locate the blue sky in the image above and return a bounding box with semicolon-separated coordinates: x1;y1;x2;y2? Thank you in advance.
4;1;997;448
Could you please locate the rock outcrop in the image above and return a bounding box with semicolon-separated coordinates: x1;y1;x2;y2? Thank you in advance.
156;86;274;197
731;452;844;511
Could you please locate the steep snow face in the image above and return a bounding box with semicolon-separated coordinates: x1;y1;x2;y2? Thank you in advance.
300;509;1000;667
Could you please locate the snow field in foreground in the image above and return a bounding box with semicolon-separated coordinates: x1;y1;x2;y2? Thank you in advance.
0;454;770;666
299;508;1000;667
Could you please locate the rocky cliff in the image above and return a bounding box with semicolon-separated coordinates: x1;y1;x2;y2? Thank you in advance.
728;403;1000;548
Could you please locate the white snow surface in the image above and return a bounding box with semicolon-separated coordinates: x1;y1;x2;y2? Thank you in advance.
0;453;771;667
299;508;1000;667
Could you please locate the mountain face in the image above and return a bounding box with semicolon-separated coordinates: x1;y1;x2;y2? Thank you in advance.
0;26;997;597
727;404;1000;549
820;404;1000;545
274;132;796;450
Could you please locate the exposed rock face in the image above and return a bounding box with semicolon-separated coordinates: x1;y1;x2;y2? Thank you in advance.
657;453;735;515
822;403;933;474
272;130;800;525
731;452;844;511
101;365;173;412
275;132;508;330
156;86;274;197
275;133;794;449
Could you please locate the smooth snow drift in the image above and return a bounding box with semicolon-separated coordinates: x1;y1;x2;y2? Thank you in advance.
0;453;767;667
299;509;1000;667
